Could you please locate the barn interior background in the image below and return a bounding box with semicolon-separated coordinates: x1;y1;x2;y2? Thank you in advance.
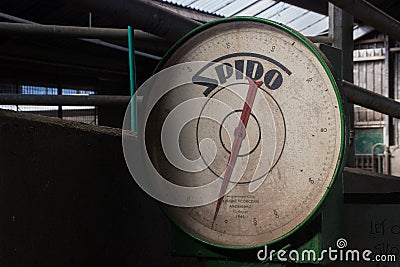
0;0;399;266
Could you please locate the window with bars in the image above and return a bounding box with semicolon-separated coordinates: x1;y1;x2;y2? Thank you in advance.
355;127;385;173
0;81;98;125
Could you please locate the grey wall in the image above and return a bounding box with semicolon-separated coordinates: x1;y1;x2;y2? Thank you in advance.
0;109;204;267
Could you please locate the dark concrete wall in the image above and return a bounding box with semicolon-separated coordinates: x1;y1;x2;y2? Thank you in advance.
0;109;204;267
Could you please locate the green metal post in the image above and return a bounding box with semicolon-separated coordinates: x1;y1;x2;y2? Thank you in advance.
128;26;137;131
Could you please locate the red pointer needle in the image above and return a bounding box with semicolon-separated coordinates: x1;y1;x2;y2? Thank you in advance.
212;78;263;228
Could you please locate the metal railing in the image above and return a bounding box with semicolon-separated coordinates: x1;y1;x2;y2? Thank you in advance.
356;153;385;173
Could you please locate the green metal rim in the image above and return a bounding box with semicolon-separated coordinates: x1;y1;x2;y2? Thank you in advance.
155;16;347;251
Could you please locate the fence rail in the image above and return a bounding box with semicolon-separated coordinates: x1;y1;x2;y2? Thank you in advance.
355;153;385;173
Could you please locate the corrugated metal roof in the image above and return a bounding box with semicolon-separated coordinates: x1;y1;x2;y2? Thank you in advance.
162;0;330;36
218;0;262;17
161;0;374;38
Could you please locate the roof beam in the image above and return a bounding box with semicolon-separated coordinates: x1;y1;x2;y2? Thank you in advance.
278;0;329;16
328;0;400;42
153;1;221;22
60;0;201;42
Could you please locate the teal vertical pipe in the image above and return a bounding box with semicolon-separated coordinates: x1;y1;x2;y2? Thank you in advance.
128;26;136;131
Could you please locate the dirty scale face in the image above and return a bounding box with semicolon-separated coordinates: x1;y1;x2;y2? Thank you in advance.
148;19;344;248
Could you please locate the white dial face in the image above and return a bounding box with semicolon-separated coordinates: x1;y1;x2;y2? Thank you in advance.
146;19;344;248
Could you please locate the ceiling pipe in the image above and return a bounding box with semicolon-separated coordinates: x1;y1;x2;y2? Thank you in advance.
0;11;166;60
343;80;400;119
63;0;201;43
0;22;127;39
0;94;130;106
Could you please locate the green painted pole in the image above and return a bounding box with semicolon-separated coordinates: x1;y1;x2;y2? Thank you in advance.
128;26;137;131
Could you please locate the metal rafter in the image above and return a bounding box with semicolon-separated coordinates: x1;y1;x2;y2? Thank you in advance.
342;80;400;119
329;0;400;42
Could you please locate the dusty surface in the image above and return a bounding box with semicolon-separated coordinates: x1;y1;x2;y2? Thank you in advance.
0;109;203;267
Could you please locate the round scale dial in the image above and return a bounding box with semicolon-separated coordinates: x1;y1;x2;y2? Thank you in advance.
146;18;345;248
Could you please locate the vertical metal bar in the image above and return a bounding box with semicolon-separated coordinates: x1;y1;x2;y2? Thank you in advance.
371;154;375;172
128;26;137;132
378;154;382;173
386;36;396;146
57;82;63;119
89;12;92;28
361;155;364;169
384;36;395;175
384;147;391;175
15;79;20;112
329;3;355;167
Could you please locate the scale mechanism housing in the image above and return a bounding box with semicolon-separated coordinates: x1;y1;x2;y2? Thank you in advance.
144;18;348;266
